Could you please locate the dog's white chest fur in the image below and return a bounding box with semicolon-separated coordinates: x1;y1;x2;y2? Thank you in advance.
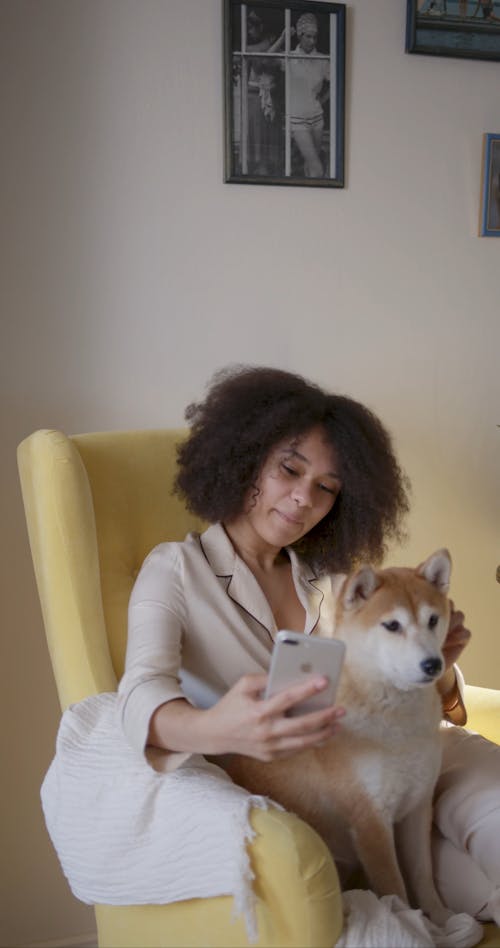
342;687;443;822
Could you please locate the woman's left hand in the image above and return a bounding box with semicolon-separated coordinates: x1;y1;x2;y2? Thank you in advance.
442;602;471;670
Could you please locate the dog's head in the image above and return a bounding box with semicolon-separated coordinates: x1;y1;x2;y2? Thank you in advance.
334;550;451;691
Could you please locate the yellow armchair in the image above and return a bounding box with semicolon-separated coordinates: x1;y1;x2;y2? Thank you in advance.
17;428;500;948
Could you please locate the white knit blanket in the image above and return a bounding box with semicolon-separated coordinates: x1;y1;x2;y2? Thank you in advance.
337;891;482;948
41;693;270;940
42;693;483;947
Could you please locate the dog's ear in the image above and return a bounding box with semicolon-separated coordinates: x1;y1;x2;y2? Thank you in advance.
342;566;380;609
416;549;452;592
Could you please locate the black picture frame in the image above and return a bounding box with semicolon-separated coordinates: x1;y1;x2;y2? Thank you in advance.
223;0;346;187
406;0;500;61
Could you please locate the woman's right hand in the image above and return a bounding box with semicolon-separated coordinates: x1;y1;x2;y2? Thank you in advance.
201;673;344;761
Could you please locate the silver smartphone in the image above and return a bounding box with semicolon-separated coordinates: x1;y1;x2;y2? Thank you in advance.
265;631;346;716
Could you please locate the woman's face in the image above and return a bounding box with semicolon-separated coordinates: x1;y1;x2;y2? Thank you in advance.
232;426;341;551
247;17;263;44
299;28;318;53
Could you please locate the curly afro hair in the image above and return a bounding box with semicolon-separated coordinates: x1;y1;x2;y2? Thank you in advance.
174;365;410;574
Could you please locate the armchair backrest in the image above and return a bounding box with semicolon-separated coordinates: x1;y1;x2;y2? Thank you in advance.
17;428;205;711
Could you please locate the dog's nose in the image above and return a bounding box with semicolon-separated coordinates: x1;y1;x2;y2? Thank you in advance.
420;657;443;679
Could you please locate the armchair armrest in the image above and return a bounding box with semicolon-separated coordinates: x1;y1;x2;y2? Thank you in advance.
465;685;500;745
95;808;343;947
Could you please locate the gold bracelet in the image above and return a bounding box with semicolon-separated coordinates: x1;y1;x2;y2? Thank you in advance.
444;695;461;713
442;684;461;713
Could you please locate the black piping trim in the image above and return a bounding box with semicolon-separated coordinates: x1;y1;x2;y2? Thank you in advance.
226;589;276;644
199;533;274;642
306;577;324;635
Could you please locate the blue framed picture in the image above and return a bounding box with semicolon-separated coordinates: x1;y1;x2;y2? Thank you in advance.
223;0;346;188
479;133;500;237
406;1;500;61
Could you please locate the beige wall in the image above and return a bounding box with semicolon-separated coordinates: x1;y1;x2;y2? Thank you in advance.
1;1;498;944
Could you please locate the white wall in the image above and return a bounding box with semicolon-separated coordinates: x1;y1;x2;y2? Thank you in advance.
1;1;498;944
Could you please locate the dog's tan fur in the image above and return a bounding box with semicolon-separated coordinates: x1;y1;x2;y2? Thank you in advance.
227;550;454;924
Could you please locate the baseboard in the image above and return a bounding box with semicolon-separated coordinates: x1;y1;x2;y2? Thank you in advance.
26;932;98;948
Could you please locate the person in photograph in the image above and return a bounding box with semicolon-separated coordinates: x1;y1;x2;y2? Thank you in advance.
245;9;283;176
471;0;500;19
288;13;330;178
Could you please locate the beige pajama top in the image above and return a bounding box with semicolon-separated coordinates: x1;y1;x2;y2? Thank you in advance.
118;522;331;756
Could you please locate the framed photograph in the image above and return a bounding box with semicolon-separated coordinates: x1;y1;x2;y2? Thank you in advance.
479;133;500;236
223;0;346;188
406;0;500;61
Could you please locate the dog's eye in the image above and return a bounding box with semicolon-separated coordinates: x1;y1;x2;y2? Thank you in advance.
428;614;439;630
382;620;402;633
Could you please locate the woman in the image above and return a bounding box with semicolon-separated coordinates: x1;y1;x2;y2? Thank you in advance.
289;13;330;178
120;366;409;762
119;365;500;926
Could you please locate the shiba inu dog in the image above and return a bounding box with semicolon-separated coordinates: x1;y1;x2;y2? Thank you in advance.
228;549;454;925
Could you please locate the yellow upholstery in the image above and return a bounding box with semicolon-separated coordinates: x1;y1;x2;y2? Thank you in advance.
464;686;500;746
95;808;341;948
17;428;500;947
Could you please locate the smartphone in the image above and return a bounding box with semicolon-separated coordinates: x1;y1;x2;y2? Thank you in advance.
265;631;346;716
